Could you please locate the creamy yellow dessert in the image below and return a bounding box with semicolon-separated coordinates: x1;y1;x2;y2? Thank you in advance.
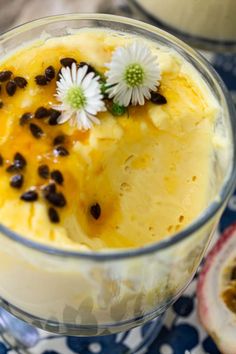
0;30;219;251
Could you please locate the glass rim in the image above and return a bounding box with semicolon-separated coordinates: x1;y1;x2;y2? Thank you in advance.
0;13;235;261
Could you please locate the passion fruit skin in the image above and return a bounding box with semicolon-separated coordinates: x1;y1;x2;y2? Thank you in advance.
197;223;236;354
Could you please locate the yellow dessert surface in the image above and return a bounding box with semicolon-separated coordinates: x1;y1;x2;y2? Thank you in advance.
0;31;218;250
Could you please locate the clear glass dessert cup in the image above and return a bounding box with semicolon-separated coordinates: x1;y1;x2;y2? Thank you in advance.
0;14;235;339
128;0;236;52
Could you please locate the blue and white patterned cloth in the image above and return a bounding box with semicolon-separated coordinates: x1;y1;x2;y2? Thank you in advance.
0;52;235;354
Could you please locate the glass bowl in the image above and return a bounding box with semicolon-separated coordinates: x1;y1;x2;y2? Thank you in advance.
0;14;235;337
128;0;236;52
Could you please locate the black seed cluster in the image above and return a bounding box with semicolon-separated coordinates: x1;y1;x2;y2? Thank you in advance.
36;165;66;223
0;62;74;225
43;182;66;208
90;203;101;220
35;65;56;86
150;91;167;105
10;174;24;189
29;123;44;139
0;70;27;99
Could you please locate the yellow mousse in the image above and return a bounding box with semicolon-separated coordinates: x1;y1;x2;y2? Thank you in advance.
0;30;218;250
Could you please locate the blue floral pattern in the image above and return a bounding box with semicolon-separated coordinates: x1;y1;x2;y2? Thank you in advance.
67;335;129;354
0;343;7;354
148;324;199;354
202;337;221;354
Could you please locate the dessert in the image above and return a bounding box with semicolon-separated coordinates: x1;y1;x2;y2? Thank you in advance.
0;29;225;251
0;17;233;334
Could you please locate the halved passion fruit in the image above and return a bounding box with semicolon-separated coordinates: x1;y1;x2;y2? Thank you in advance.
197;224;236;354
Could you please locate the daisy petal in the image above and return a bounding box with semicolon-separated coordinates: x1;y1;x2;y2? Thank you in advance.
57;110;73;124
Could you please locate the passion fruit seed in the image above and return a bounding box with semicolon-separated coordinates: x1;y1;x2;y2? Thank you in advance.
35;75;48;86
53;135;65;146
0;70;12;82
6;152;27;173
60;57;77;68
10;174;24;189
43;183;56;196
14;76;27;88
51;170;64;185
38;164;50;179
29;123;44;139
6;80;17;96
48;207;60;223
0;154;3;166
90;203;101;220
150;91;167;105
20;112;33;126
20;190;38;202
48;109;61;125
6;165;17;173
54;146;69;157
0;101;3;109
45;66;55;81
45;191;66;208
35;106;50;119
77;61;96;74
14;153;26;170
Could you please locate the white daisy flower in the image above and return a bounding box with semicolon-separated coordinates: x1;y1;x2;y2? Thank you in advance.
105;41;161;107
53;63;106;130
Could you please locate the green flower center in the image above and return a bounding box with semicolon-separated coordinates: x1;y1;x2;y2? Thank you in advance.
124;63;144;87
66;86;86;109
